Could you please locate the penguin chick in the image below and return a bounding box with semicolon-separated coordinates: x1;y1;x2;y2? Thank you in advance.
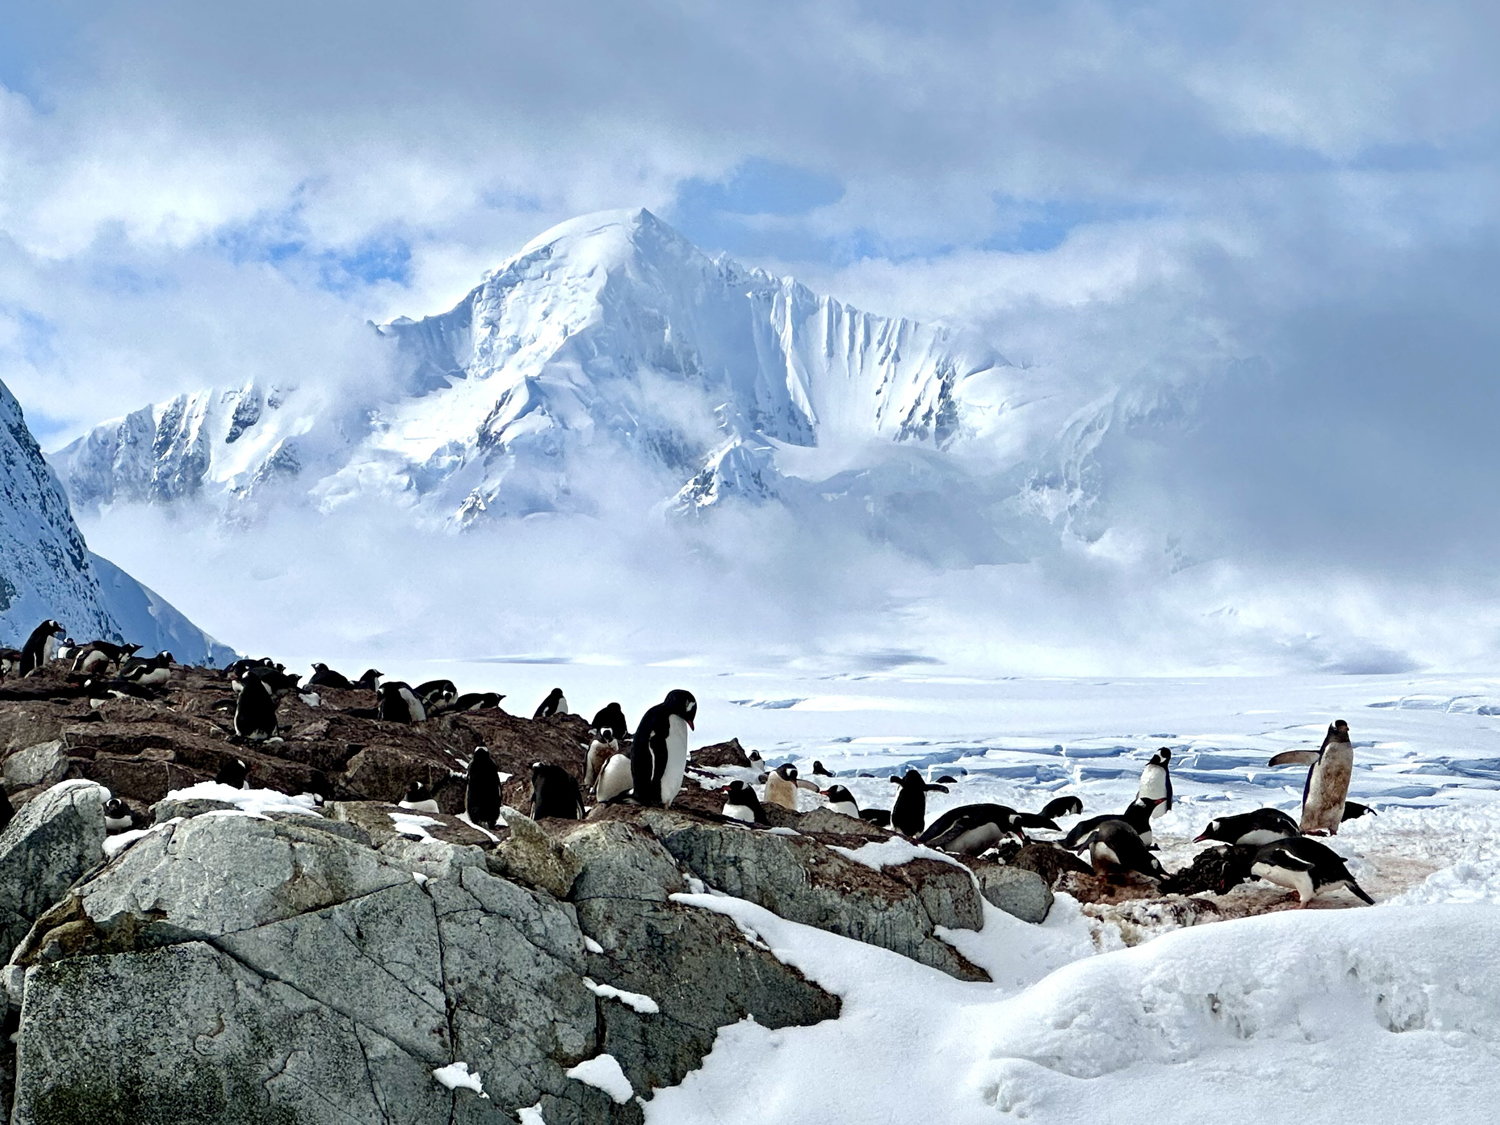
723;780;767;824
764;764;801;811
585;735;619;791
1251;835;1374;906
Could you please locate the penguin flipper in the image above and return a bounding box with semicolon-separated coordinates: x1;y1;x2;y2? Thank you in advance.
1013;813;1061;831
925;783;950;794
1348;879;1375;905
1163;773;1173;811
1269;750;1320;767
1266;847;1317;870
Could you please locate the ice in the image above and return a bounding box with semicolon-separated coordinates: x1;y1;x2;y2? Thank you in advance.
162;782;322;819
565;1054;634;1104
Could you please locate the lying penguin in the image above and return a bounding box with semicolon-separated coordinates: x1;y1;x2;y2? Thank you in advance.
1194;808;1301;848
918;803;1060;855
723;780;767;825
1063;796;1164;850
1250;835;1374;906
1079;820;1165;883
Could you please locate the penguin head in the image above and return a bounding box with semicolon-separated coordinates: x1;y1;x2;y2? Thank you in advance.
1194;818;1223;844
1152;747;1172;765
813;760;831;775
103;797;129;818
775;763;798;782
471;746;493;765
892;769;925;791
663;689;698;729
821;785;856;805
403;781;431;802
44;619;64;635
726;780;755;802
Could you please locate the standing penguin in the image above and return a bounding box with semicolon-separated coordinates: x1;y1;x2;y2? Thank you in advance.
1250;835;1374;906
232;670;278;741
355;669;383;690
628;689;697;807
19;620;65;674
590;702;629;742
889;770;949;837
530;762;585;820
377;682;427;724
1137;748;1173;818
465;747;502;829
1270;720;1354;836
764;764;801;811
723;780;767;824
585;734;619;792
534;688;569;720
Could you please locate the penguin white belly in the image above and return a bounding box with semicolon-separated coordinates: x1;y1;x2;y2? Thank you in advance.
1237;828;1290;847
398;687;427;723
399;798;441;815
826;800;860;819
660;716;689;806
1253;860;1316;903
135;667;171;687
1091;840;1122;871
595;754;633;804
40;635;58;664
1139;765;1168;816
104;813;133;832
1301;747;1353;834
1137;825;1155;849
723;803;755;824
949;824;1004;854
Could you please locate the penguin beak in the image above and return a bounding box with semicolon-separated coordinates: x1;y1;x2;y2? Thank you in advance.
687;717;695;729
1193;832;1209;843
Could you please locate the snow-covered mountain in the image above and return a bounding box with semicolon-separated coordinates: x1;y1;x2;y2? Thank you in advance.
0;377;234;662
51;210;1093;553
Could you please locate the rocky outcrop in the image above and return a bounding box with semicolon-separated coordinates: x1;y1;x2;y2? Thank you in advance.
0;780;108;954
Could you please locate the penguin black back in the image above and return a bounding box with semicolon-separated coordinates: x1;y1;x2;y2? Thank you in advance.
630;689;698;807
466;747;501;828
1063;796;1163;850
20;619;64;674
889;769;948;837
1040;795;1084;820
0;785;13;832
307;663;353;689
590;702;629;741
723;780;767;824
530;762;585;820
534;688;568;720
416;680;458;712
215;757;250;788
232;671;278;740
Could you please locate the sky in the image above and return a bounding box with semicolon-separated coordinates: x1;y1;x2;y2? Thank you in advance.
2;1;1499;674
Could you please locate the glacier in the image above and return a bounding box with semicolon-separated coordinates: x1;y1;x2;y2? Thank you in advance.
0;376;233;663
50;209;1095;557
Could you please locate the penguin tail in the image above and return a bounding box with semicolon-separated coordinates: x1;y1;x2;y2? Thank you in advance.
1349;879;1375;905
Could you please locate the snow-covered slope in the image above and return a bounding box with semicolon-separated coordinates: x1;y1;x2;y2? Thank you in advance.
0;377;233;662
51;210;1084;550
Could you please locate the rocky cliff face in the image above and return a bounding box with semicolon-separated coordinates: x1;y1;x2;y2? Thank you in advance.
0;377;233;663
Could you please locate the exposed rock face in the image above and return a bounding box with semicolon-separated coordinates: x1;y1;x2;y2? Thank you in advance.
972;863;1054;924
0;780;108;954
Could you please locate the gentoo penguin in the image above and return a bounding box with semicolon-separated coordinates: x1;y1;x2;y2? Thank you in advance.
590;702;630;742
215;757;250;788
1137;748;1173;818
399;781;440;815
918;804;1030;855
72;645;112;675
20;620;65;674
747;749;763;769
120;652;174;687
584;735;618;791
450;691;504;712
629;689;697;807
416;679;458;713
232;670;278;740
594;753;634;804
860;808;893;829
764;764;801;811
1041;795;1084;820
1270;720;1354;836
1194;808;1301;848
377;682;426;724
820;785;860;819
534;688;569;720
307;663;353;689
0;786;13;831
723;780;767;824
103;798;134;833
1342;801;1377;821
1063;796;1164;851
355;668;383;690
1251;835;1374;906
811;760;835;782
465;747;502;828
889;770;949;837
530;762;585;820
55;638;77;663
935;775;960;786
1084;820;1166;883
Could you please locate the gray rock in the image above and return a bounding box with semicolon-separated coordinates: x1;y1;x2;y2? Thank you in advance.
151;795;238;822
489;806;582;899
640;811;989;980
2;741;69;790
975;864;1054;924
0;780;108;956
797;806;889;838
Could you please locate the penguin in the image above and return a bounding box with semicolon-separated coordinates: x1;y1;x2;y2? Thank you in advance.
1041;795;1084;820
355;668;384;690
1342;801;1377;821
72;646;112;675
1250;835;1374;906
120;652;174;687
416;679;458;713
377;682;426;724
1084;820;1166;883
530;762;585;820
55;638;77;663
1194;808;1301;848
307;663;353;689
1063;796;1165;851
1269;720;1354;836
1137;747;1173;818
450;691;504;712
465;747;502;829
747;749;763;768
764;764;801;811
918;804;1029;854
628;689;697;807
533;688;569;720
935;775;960;786
820;785;860;819
723;780;767;824
103;798;135;833
20;620;65;674
594;753;634;804
0;786;13;832
0;648;21;677
399;781;440;815
859;808;893;829
232;670;278;741
584;735;619;792
811;760;835;781
889;770;949;837
590;702;629;742
215;757;250;788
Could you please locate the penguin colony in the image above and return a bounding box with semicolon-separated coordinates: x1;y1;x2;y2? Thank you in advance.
0;618;1379;910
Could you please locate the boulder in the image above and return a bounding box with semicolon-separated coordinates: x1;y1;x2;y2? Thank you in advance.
0;779;109;955
2;740;69;790
691;738;752;768
489;807;582;899
973;864;1054;924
